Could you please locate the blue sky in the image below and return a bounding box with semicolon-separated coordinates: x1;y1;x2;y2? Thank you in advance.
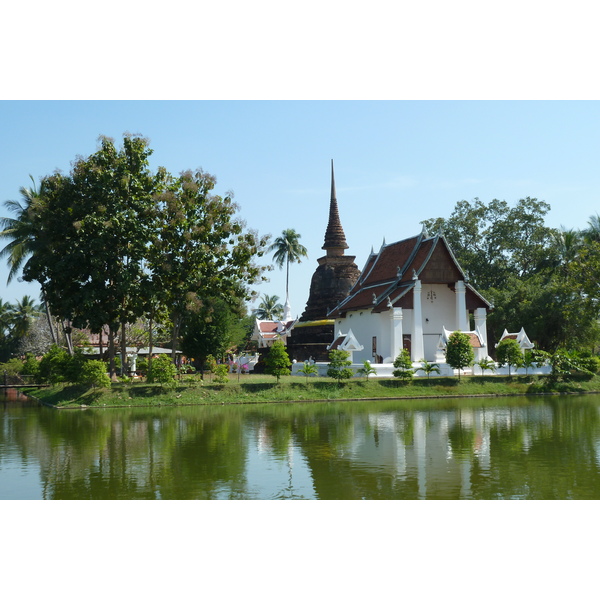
1;100;600;314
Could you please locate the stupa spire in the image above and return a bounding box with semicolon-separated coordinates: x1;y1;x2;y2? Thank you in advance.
322;160;349;254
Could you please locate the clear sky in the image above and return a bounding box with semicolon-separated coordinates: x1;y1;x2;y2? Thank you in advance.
1;100;600;314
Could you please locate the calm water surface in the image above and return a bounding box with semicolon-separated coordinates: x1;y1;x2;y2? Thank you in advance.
3;390;600;499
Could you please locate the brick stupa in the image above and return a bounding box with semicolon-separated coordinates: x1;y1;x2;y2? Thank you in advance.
287;161;360;361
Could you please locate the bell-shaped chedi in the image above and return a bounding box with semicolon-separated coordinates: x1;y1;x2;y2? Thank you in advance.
299;161;360;322
288;161;360;361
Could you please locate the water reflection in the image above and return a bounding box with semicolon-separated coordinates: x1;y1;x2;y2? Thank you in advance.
3;394;600;499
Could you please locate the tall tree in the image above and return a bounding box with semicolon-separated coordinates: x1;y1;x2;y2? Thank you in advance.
23;135;163;376
268;229;308;299
421;197;555;290
148;168;269;364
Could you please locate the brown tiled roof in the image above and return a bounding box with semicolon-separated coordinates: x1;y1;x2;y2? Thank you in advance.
466;333;483;348
329;231;491;317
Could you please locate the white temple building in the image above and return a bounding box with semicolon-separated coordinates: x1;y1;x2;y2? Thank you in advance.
293;227;494;377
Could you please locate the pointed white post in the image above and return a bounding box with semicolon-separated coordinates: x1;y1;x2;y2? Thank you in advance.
412;279;424;361
390;307;403;361
455;280;468;331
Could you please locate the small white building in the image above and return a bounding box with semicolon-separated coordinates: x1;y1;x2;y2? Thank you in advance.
496;328;535;352
327;228;493;369
251;318;296;349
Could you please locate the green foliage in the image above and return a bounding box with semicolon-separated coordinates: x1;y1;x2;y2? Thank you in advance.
264;340;292;383
475;357;496;376
444;332;474;380
422;197;554;291
213;364;229;384
147;354;177;385
136;356;148;376
327;349;354;384
268;229;308;298
393;349;414;381
253;294;284;321
38;344;72;384
356;360;377;379
297;361;319;381
416;358;440;380
79;360;111;388
181;297;249;368
496;338;523;376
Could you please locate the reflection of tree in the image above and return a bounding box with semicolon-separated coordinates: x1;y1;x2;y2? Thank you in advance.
7;395;600;500
27;406;248;499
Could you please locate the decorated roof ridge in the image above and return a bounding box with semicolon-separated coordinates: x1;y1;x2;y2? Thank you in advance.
409;232;441;280
322;160;349;251
355;234;421;287
373;281;416;312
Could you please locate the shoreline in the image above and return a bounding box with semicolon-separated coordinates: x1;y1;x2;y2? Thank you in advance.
21;373;600;409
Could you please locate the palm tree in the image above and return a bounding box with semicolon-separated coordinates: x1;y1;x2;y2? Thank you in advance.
583;214;600;243
9;295;42;339
0;176;58;345
0;175;46;283
416;359;440;380
268;229;308;299
254;294;284;320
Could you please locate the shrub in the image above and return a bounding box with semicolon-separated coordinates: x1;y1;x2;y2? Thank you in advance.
38;345;71;384
214;364;229;384
147;354;177;385
79;360;111;388
393;349;414;381
327;349;354;384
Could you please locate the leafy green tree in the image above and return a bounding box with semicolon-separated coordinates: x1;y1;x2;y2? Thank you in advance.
357;360;377;379
496;338;523;376
393;349;414;381
269;229;308;300
23;135;163;376
253;294;284;320
445;331;474;380
264;340;291;382
181;297;249;369
421;197;555;291
148;168;269;365
327;348;354;384
416;358;440;380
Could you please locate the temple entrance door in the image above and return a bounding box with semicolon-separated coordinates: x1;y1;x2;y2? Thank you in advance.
403;334;412;355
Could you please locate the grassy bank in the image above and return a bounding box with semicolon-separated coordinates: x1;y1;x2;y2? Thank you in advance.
25;372;600;409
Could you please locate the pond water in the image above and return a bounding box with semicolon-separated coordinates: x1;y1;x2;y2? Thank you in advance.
3;390;600;499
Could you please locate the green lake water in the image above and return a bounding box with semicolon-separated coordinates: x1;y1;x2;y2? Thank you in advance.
3;390;600;499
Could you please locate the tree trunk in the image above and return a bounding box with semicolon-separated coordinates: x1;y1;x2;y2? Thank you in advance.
120;321;127;376
108;325;117;380
147;310;154;381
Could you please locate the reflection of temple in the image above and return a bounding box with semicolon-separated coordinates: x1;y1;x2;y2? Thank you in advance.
287;161;360;361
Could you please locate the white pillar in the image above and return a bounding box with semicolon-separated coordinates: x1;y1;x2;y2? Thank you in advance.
474;307;488;349
390;307;403;361
455;280;468;331
412;280;424;361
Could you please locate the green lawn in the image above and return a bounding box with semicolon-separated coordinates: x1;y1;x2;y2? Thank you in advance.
25;372;600;409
